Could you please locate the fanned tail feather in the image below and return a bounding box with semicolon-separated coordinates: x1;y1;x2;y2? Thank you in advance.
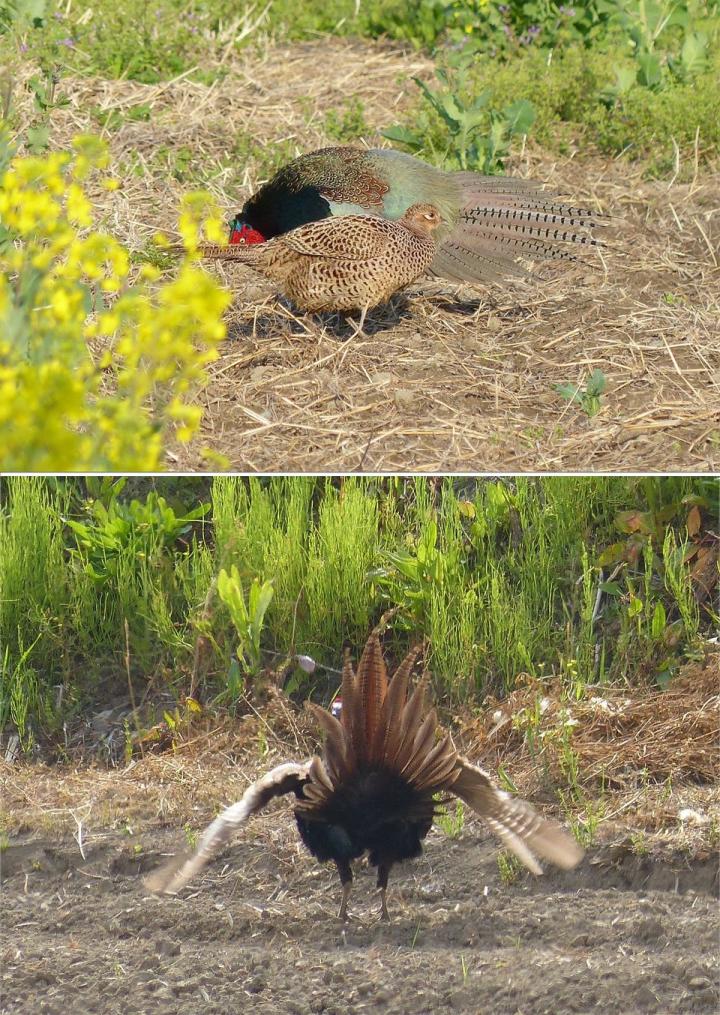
356;633;389;754
372;643;422;763
340;647;363;762
304;702;349;783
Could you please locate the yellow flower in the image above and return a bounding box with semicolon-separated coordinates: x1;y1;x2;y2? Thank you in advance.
0;143;228;471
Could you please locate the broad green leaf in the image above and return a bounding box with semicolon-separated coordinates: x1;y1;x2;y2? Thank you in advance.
503;99;536;136
627;594;644;617
650;600;666;639
680;32;708;77
636;51;663;89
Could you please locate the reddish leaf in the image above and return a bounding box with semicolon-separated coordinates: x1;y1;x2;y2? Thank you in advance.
690;544;719;603
686;504;701;538
616;510;651;535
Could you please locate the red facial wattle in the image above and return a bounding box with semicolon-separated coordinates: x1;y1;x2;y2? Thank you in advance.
229;222;266;245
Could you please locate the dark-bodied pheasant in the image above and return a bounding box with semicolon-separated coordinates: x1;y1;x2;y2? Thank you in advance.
193;202;442;331
147;633;583;921
228;146;602;285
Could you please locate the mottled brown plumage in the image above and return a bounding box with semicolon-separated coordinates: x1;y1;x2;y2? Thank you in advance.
194;202;442;329
147;633;583;921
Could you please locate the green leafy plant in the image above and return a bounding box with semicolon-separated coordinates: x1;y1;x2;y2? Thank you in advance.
67;491;209;584
445;0;615;56
555;369;607;417
364;0;449;49
559;789;605;847
1;476;715;736
383;69;535;173
597;0;711;99
322;98;369;142
497;849;524;884
0;0;48;34
217;565;274;679
372;516;445;627
435;798;466;838
0;635;43;749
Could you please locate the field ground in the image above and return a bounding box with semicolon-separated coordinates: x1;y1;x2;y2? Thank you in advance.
1;818;718;1014
10;39;719;473
2;653;718;1014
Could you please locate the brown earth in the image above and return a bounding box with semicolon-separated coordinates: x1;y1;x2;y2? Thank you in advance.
2;809;718;1015
7;37;720;473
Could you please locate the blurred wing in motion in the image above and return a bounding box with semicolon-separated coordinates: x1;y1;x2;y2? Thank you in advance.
145;761;310;895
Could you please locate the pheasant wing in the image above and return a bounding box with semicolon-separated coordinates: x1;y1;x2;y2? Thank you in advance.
450;757;584;875
145;761;311;895
280;215;390;261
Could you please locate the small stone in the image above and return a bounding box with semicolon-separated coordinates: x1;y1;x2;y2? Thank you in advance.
486;316;502;332
688;976;712;990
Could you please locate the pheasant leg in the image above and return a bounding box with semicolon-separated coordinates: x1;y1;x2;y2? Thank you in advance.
377;862;392;922
347;305;368;339
336;860;353;922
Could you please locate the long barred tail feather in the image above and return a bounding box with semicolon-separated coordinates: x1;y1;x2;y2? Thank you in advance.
433;175;606;284
169;243;265;263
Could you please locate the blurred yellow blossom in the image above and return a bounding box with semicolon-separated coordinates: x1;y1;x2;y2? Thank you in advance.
0;139;230;470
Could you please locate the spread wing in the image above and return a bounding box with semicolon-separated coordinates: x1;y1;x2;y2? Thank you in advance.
450;757;584;874
280;214;391;261
145;761;311;895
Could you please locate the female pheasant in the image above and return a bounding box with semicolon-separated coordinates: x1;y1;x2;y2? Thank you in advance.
196;201;442;330
229;146;603;285
147;633;583;921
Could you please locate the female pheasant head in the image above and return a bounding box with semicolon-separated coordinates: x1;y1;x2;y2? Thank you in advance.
402;202;443;238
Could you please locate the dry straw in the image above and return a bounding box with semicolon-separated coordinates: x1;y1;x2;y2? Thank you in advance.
464;651;719;790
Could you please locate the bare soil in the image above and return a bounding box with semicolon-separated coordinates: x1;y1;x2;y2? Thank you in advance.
2;809;718;1015
9;38;720;472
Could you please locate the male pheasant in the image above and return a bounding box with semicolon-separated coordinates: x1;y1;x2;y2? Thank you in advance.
229;146;603;285
147;632;583;921
195;201;442;330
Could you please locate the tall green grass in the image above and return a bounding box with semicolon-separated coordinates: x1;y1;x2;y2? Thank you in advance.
0;475;716;747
